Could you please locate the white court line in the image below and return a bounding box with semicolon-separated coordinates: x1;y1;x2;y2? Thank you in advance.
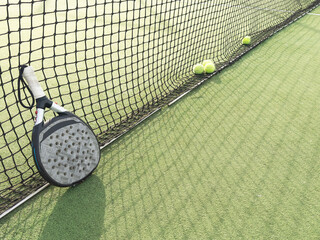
1;1;319;220
0;183;50;219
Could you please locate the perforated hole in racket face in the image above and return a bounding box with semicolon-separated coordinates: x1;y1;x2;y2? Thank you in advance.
36;115;100;186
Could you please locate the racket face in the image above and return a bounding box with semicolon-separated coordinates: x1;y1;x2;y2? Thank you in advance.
32;112;100;186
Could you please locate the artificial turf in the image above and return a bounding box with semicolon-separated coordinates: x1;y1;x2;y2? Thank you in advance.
1;6;320;240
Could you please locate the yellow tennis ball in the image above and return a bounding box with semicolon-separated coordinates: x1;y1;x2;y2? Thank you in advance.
193;64;204;75
204;63;216;74
202;59;214;66
242;36;251;45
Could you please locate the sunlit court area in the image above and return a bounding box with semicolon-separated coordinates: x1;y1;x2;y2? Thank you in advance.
0;1;320;239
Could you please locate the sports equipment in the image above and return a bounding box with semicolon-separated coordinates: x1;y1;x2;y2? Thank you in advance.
193;64;205;75
242;36;252;45
21;66;100;187
203;60;214;67
204;63;216;74
1;0;319;217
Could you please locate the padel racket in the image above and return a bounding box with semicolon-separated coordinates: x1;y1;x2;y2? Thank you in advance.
21;65;100;187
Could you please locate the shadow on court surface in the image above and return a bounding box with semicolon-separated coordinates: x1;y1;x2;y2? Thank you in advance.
93;14;320;238
0;8;319;240
39;175;105;240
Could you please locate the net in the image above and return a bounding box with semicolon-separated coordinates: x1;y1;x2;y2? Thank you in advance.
0;0;319;217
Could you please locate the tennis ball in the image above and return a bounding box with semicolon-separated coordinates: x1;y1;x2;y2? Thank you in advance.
204;63;216;74
193;64;204;75
202;59;214;66
242;36;251;45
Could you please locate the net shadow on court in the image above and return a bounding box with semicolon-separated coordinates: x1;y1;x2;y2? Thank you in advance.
1;11;320;238
1;1;319;216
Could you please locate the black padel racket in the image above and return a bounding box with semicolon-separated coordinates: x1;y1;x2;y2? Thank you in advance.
21;66;100;187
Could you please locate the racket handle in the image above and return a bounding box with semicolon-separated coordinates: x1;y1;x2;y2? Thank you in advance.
22;66;46;99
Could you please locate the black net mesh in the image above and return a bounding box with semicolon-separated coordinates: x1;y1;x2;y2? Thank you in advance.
0;0;319;216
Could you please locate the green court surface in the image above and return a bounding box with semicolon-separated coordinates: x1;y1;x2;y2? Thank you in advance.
1;7;320;240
